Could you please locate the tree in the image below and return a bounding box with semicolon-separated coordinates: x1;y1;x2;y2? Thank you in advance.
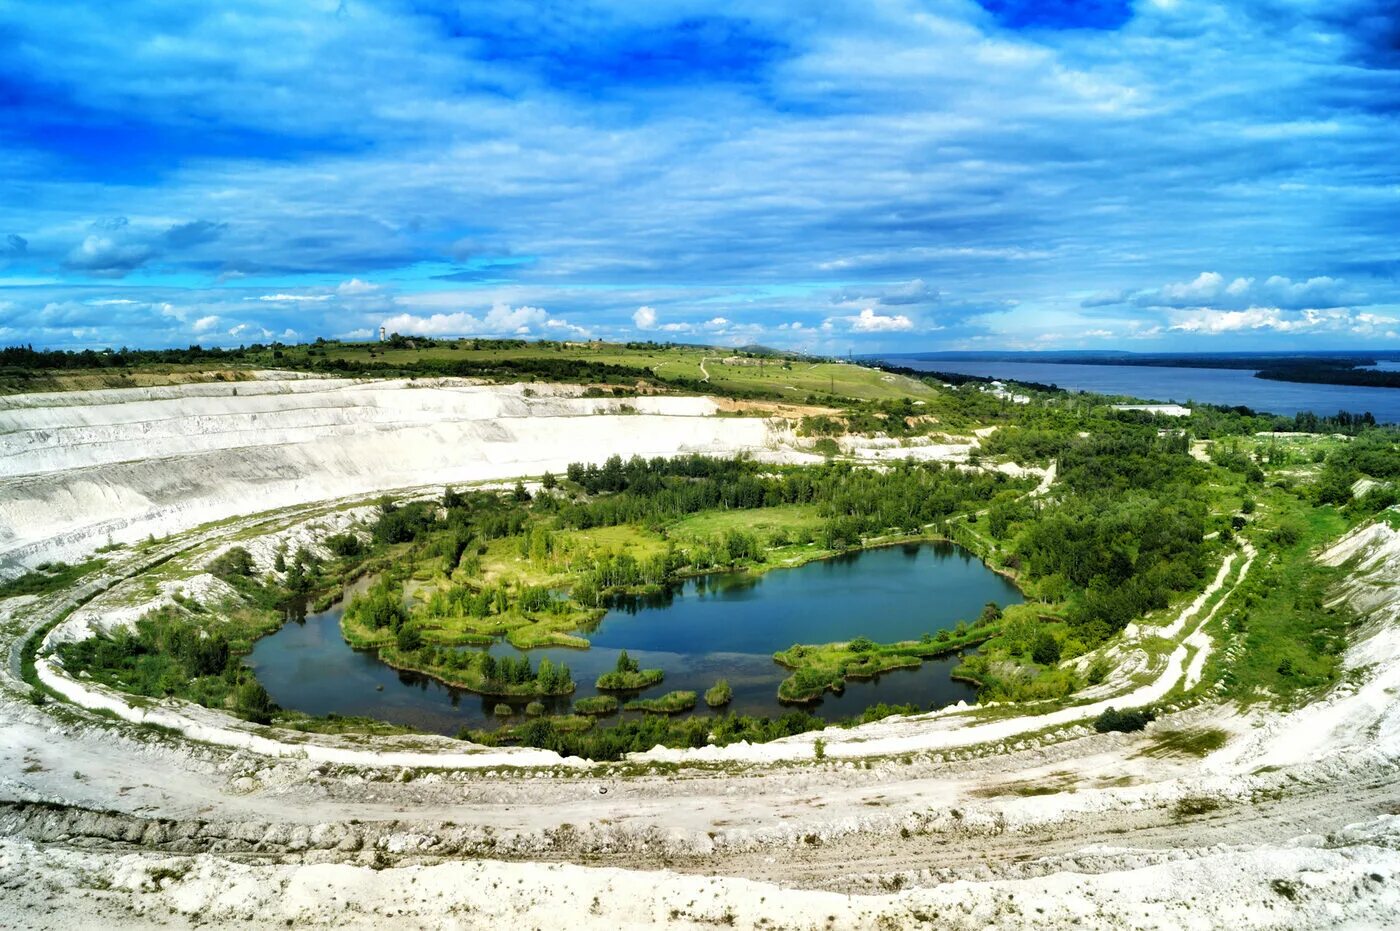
1031;632;1061;666
396;624;423;652
542;471;558;490
208;547;255;580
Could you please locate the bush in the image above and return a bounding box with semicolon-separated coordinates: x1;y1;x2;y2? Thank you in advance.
234;678;275;725
493;703;514;717
395;625;423;652
573;695;619;715
1093;706;1155;733
525;701;546;717
1031;632;1061;666
208;547;255;580
705;679;733;708
324;533;364;558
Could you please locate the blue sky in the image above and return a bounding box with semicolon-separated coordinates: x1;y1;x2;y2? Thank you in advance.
2;0;1399;353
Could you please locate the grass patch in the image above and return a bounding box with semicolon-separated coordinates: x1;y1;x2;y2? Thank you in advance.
1212;488;1354;703
1174;796;1223;819
704;679;733;708
624;690;698;714
1136;727;1229;758
596;668;665;691
572;695;619;715
774;624;997;702
0;559;108;598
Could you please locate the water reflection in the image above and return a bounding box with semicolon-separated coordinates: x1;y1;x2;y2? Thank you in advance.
248;542;1018;735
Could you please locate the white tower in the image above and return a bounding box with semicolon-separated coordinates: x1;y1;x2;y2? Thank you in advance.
378;326;386;342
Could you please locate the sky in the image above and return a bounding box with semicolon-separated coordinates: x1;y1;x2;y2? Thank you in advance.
1;0;1399;354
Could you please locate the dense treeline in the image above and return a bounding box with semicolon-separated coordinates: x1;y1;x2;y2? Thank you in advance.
57;610;276;723
465;703;920;761
1256;362;1400;388
993;428;1210;647
559;454;1026;545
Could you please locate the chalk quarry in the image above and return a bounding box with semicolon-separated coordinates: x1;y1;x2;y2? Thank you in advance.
1;376;1397;930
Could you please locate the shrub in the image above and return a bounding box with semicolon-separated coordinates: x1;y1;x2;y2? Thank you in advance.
1093;706;1155;733
208;547;255;580
705;679;733;708
1031;632;1062;666
395;625;423;652
324;533;363;558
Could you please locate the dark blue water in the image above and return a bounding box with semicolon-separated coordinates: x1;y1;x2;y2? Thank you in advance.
248;542;1018;735
884;359;1400;423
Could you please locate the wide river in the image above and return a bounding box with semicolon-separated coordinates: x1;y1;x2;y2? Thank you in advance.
882;359;1400;424
248;541;1020;736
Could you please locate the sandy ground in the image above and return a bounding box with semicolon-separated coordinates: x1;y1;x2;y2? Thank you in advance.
0;377;1397;928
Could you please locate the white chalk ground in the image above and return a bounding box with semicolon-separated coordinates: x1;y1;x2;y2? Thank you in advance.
0;378;785;577
0;377;1397;929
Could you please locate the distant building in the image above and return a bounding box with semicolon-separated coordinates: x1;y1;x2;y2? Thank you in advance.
1112;404;1191;417
378;326;386;342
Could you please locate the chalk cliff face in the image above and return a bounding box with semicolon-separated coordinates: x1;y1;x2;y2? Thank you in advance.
0;376;778;577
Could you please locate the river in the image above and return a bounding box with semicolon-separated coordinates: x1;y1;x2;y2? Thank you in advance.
882;359;1400;423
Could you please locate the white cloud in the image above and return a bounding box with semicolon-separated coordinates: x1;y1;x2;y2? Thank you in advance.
382;303;553;337
845;308;914;332
336;278;379;295
703;317;730;330
62;235;154;277
192;315;221;333
633;306;657;330
254;293;332;303
545;317;592;337
482;303;548;333
1143;273;1358;311
1167;306;1343;334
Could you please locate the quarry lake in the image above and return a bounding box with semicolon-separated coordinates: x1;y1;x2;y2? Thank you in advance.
883;359;1400;423
248;541;1020;735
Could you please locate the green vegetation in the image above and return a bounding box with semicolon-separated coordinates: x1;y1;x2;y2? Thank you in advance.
1093;706;1156;733
624;690;698;714
56;607;276;724
704;679;733;708
774;621;999;703
572;695;619;715
1209;489;1354;703
461;705;908;761
35;337;1396;758
0;559;107;598
1136;727;1229;758
596;651;665;691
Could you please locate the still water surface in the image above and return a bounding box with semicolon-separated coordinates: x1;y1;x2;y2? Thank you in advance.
883;359;1400;423
248;542;1020;735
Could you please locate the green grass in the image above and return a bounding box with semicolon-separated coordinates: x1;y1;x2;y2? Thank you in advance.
0;559;108;598
774;624;998;702
1135;727;1230;758
669;505;824;541
596;668;665;691
1211;488;1354;704
704;679;733;708
624;690;698;714
312;341;939;403
572;695;619;715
